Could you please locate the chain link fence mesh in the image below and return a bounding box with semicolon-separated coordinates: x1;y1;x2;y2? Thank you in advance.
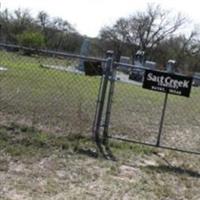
109;64;200;153
0;45;101;137
0;44;200;154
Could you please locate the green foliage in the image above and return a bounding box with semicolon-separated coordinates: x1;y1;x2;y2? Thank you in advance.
17;31;45;49
0;8;83;53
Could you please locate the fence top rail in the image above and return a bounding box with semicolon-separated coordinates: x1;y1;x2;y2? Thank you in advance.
1;43;200;80
115;61;200;80
0;43;107;63
114;61;149;71
193;75;200;80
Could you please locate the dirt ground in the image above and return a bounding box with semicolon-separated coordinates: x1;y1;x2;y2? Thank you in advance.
0;124;200;200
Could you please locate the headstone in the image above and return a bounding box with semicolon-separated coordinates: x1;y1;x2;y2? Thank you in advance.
78;38;91;71
145;61;156;70
120;56;130;64
130;51;145;82
166;60;176;73
134;50;145;66
193;72;200;86
119;56;130;73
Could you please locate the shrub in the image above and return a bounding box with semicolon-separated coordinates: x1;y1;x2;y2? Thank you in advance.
17;31;45;55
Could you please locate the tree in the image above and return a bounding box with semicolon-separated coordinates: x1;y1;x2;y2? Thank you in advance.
36;11;81;51
99;4;187;59
47;17;78;50
37;11;50;32
0;9;11;42
99;18;131;60
152;28;200;73
12;9;34;31
129;5;186;51
0;8;35;43
53;17;76;33
0;8;82;52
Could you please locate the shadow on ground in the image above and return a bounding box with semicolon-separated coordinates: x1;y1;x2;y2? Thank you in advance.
144;165;200;178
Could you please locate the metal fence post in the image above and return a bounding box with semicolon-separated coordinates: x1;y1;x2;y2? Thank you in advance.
102;61;116;146
92;52;113;155
156;60;175;147
156;92;168;147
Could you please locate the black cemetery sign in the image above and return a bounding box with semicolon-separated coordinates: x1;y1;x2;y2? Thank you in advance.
143;69;193;97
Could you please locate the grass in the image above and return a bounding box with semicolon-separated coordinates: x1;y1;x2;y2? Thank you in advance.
0;123;91;158
0;49;199;151
0;123;200;200
0;50;100;135
0;50;199;199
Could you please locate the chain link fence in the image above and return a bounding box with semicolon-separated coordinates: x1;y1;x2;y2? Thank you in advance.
109;62;200;154
0;43;200;155
0;43;104;137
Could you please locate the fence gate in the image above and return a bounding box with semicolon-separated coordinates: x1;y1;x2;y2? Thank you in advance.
93;54;200;157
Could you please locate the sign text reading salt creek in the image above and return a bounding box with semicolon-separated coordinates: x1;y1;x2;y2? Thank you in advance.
143;70;193;97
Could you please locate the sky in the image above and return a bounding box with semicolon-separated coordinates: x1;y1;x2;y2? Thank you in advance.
1;0;200;37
